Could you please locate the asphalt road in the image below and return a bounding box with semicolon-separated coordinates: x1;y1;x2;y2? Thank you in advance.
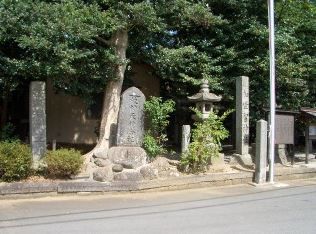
1;179;316;234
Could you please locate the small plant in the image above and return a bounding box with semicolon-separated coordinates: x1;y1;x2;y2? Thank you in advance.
44;148;83;178
180;109;232;173
0;141;32;182
143;97;175;158
143;133;166;158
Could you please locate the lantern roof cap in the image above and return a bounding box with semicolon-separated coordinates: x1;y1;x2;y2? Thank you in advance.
188;80;222;102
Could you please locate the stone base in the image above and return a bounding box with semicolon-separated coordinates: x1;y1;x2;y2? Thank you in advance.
233;153;254;168
107;146;147;169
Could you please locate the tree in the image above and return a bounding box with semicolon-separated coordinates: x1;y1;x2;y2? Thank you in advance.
0;0;219;157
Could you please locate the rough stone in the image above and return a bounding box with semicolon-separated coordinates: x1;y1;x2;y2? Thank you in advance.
116;87;146;147
140;165;159;180
151;157;171;171
113;170;143;181
30;81;46;166
107;146;147;169
92;165;113;182
151;157;180;178
92;149;108;159
158;168;180;178
112;164;124;172
255;120;267;184
94;158;111;168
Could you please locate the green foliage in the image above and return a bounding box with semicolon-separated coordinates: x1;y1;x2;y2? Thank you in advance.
180;110;231;173
142;133;166;158
44;148;83;179
0;141;32;182
143;97;175;158
0;122;17;141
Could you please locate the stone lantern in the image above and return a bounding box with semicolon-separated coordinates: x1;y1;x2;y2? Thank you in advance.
188;80;222;121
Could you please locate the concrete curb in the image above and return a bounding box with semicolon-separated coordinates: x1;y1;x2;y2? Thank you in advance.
1;166;316;196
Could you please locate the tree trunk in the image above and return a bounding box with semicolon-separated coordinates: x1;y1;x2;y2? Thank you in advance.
87;29;128;158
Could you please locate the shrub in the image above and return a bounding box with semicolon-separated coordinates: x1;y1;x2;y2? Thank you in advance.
143;133;166;158
0;141;32;182
143;97;175;158
44;148;83;178
180;110;232;173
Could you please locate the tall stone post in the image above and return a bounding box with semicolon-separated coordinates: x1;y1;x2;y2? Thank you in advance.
181;125;191;154
30;81;46;167
235;76;252;166
255;120;267;184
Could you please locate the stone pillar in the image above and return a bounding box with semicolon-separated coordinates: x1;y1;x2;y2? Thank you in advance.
236;76;249;154
255;120;267;184
29;81;46;166
181;125;191;154
235;76;252;165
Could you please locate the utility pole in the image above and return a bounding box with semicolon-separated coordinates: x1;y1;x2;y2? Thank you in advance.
268;0;276;183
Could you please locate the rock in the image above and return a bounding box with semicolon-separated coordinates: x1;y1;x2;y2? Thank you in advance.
108;146;147;169
140;165;159;180
93;165;113;182
113;170;143;181
93;149;108;159
159;168;180;178
150;157;180;178
151;157;170;171
112;164;124;172
167;159;180;167
94;158;111;167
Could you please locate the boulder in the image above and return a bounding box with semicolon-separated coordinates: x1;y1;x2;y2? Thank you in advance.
94;158;111;167
112;164;124;172
140;165;159;180
93;165;113;182
107;146;147;169
150;157;180;178
151;157;170;171
113;170;143;181
93;149;108;159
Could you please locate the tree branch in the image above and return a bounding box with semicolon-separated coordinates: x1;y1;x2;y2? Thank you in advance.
94;36;111;46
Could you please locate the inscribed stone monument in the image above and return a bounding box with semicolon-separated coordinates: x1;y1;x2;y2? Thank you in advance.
234;76;252;166
116;87;145;146
107;87;147;169
29;81;46;166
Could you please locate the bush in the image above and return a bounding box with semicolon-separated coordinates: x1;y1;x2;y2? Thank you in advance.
143;133;166;158
180;110;231;173
44;148;83;178
0;141;32;182
143;97;175;158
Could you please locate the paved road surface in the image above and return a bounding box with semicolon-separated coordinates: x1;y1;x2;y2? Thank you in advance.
1;179;316;234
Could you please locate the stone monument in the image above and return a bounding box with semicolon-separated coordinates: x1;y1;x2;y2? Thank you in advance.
107;87;147;169
234;76;253;166
29;81;46;167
